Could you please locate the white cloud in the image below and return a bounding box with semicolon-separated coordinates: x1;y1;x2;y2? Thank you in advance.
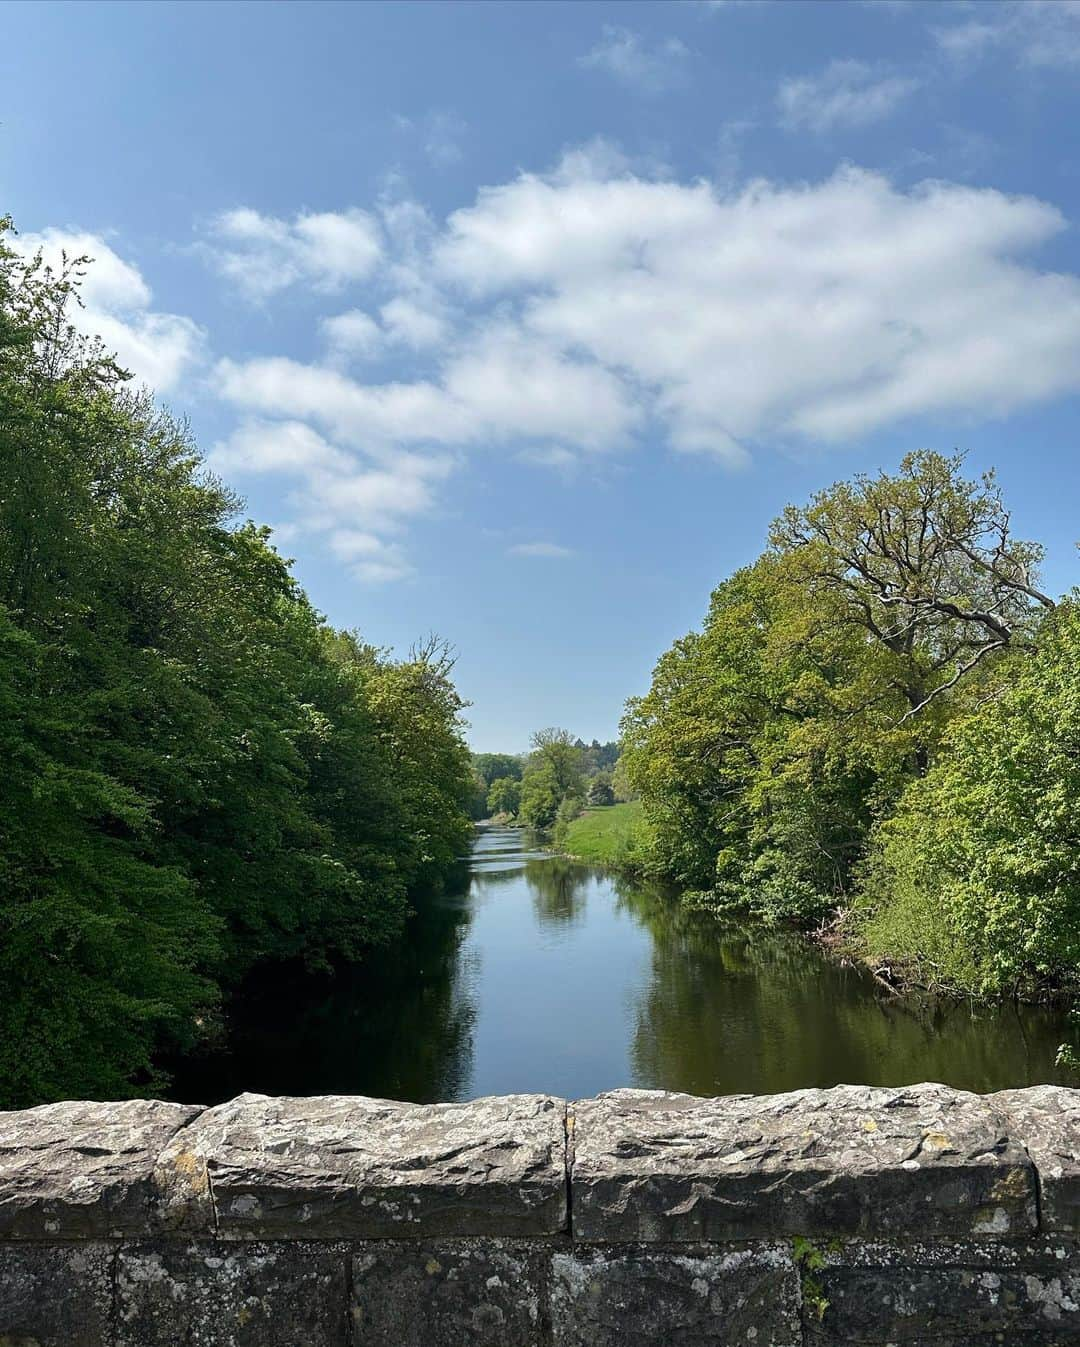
210;151;1080;577
579;26;689;93
216;355;474;448
442;324;639;452
203;207;382;299
321;308;383;361
14;229;203;392
216;325;638;457
379;296;447;349
934;0;1080;69
777;60;919;132
508;542;575;559
208;419;353;476
209;416;446;583
429;157;1080;455
328;530;413;584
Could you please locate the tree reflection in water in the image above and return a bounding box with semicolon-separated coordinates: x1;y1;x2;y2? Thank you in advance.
615;878;1074;1097
171;829;1077;1106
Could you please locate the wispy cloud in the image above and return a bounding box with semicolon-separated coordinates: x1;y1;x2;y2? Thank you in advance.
579;26;689;94
208;415;447;584
207;151;1080;578
394;108;467;167
934;0;1080;69
321;309;383;363
13;229;204;392
777;60;919;132
508;542;576;559
200;207;382;300
327;529;413;583
47;135;1079;588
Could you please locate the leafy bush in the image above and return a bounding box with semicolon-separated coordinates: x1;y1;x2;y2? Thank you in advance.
856;602;1080;997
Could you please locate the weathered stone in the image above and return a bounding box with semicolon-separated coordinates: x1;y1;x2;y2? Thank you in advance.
0;1098;208;1238
806;1238;1080;1344
0;1242;113;1346
571;1084;1037;1243
550;1244;802;1346
170;1091;568;1239
994;1086;1080;1234
116;1240;349;1346
351;1239;548;1346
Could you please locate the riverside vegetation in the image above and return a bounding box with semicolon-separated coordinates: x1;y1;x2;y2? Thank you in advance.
496;456;1080;1015
0;222;474;1107
4;216;1080;1112
619;453;1080;1009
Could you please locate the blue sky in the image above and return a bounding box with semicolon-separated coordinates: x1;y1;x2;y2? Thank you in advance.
5;0;1080;751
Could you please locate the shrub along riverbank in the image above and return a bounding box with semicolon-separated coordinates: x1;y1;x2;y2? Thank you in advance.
620;452;1080;1009
0;222;475;1107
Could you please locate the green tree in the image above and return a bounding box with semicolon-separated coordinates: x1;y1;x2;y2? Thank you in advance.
519;728;585;830
473;753;523;786
623;453;1052;924
856;599;1080;998
487;775;522;817
0;220;474;1105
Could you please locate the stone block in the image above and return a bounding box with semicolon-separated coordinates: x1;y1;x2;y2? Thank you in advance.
0;1098;209;1238
571;1084;1037;1243
167;1091;568;1239
806;1238;1080;1344
0;1242;113;1346
994;1085;1080;1234
550;1244;802;1346
351;1238;548;1346
115;1240;349;1346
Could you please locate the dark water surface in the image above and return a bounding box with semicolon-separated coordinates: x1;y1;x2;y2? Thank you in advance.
172;826;1077;1104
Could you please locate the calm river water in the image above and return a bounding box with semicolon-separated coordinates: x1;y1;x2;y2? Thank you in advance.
173;826;1077;1104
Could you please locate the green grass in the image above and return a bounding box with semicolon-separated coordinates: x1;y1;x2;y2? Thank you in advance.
558;800;645;866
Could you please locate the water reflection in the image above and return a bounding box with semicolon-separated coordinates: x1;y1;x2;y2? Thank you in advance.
528;858;590;929
171;826;1078;1105
616;881;1073;1096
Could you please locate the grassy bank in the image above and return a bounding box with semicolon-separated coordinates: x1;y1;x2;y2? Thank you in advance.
557;801;646;868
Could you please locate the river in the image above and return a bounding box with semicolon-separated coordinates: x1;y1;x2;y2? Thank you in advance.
171;825;1077;1104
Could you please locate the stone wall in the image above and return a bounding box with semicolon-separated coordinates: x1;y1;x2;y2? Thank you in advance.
1;1083;1078;1345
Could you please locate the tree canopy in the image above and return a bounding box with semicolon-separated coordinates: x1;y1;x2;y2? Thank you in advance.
0;219;474;1105
622;451;1072;996
519;728;586;830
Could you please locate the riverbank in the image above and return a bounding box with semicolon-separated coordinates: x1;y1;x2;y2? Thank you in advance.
556;801;647;868
555;807;1080;1039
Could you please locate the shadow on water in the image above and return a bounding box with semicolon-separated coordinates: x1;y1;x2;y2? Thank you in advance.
170;825;1079;1104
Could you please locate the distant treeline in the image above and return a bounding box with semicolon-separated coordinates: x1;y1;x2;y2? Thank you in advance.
0;221;474;1106
622;451;1080;1007
470;736;626;826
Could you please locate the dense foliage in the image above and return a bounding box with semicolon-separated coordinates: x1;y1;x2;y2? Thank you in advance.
858;601;1080;997
519;728;586;829
471;737;620;824
467;751;523;820
623;451;1076;999
0;222;473;1106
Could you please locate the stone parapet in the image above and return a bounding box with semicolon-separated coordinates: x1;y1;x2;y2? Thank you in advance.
0;1083;1077;1345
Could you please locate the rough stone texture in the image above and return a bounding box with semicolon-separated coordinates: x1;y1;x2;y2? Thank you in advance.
351;1239;548;1346
169;1091;568;1239
994;1085;1080;1234
0;1242;114;1346
571;1084;1037;1243
806;1238;1080;1344
0;1098;208;1238
0;1085;1078;1344
115;1240;350;1346
551;1244;802;1346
